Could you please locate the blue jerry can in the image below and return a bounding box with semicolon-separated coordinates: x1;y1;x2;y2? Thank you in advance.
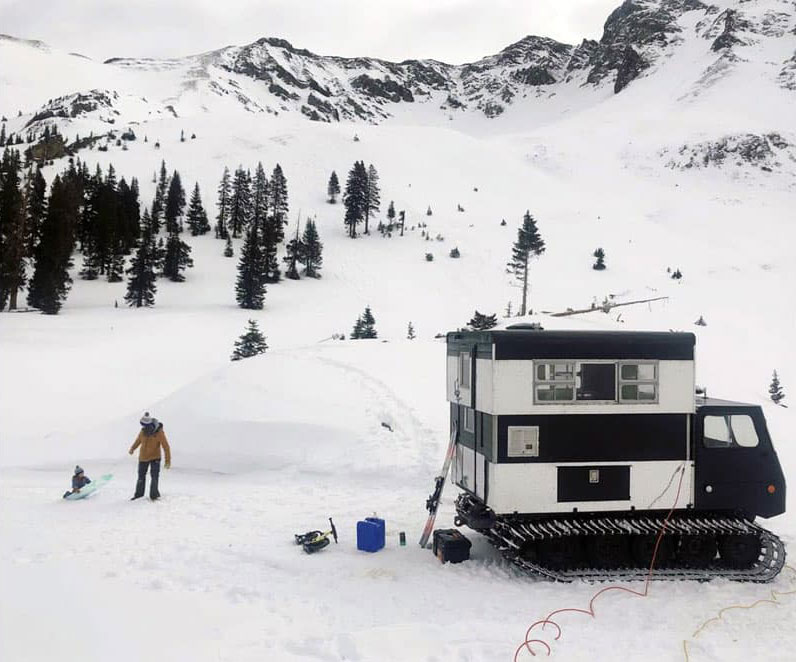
357;517;385;552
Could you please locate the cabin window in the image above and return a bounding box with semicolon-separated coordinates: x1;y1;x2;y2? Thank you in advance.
535;362;576;401
535;361;655;403
459;352;471;389
619;362;658;402
463;407;475;433
703;414;760;448
576;363;616;401
535;361;617;402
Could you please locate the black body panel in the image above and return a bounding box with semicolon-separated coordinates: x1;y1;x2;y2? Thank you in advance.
496;413;688;463
694;405;786;519
448;330;695;361
557;466;630;502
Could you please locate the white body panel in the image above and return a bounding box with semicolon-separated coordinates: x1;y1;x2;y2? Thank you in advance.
475;358;493;412
476;359;696;415
485;460;695;515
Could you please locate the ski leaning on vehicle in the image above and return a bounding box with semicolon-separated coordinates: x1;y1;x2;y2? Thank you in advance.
419;420;459;548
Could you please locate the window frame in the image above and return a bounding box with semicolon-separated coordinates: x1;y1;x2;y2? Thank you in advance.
463;406;475;433
703;413;760;449
458;351;472;390
617;361;659;404
533;359;660;405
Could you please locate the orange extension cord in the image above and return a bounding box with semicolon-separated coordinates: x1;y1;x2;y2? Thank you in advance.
682;563;796;661
514;464;687;659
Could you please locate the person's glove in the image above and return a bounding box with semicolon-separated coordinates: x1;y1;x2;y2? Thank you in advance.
128;449;133;455
165;462;171;470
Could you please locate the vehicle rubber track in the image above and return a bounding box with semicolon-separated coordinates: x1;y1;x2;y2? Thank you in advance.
455;494;786;583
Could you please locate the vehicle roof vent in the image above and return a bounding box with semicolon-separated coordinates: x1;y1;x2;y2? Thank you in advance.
505;323;544;330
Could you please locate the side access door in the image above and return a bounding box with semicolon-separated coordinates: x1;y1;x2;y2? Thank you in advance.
694;405;786;518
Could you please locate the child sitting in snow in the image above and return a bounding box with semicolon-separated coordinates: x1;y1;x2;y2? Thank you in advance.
63;465;91;498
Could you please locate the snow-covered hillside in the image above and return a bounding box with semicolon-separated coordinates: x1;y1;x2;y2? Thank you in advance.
2;0;795;660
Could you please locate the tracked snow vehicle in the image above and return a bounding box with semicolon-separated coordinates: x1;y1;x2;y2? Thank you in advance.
447;329;786;581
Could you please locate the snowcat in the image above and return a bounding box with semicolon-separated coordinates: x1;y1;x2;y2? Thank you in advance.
446;328;786;581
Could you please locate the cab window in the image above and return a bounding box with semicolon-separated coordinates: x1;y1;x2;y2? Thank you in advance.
703;414;759;448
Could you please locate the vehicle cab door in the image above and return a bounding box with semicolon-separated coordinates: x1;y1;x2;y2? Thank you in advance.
694;405;785;519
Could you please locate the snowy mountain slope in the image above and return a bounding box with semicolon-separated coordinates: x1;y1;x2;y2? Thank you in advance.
2;0;794;135
2;1;796;661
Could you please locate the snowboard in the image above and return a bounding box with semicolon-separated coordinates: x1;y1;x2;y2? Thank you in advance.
63;473;113;500
419;421;459;548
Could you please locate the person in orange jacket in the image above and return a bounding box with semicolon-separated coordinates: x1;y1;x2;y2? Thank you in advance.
129;412;171;501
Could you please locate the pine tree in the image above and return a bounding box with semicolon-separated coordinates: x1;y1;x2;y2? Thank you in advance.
364;164;381;234
117;177;141;253
124;232;158;307
426;206;432;216
343;161;368;238
164;170;186;234
229;166;252;238
350;315;364;339
251;163;269;235
283;220;304;280
387;200;396;231
468;310;498;330
263;164;288;283
27;174;79;313
231;319;268;361
186;183;211;236
301;219;323;278
215;167;231;239
769;371;785;405
593;247;606;270
235;226;266;309
162;232;194;282
25;165;47;255
359;306;377;339
327;171;340;203
151;159;169;231
0;148;27;310
507;211;545;316
407;322;416;340
106;242;125;283
224;236;234;257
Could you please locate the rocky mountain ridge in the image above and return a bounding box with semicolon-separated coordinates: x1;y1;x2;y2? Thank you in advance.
1;0;794;131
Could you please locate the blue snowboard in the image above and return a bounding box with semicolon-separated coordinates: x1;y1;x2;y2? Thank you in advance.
63;473;113;500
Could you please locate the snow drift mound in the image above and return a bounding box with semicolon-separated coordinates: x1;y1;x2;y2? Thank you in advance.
0;341;446;476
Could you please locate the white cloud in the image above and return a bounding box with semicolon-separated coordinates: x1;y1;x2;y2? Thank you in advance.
0;0;620;63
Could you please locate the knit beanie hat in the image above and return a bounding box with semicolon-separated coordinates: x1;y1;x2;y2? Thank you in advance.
140;412;154;426
74;465;84;475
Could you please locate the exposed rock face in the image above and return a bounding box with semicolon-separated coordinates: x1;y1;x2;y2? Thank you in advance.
350;75;415;103
662;133;795;172
780;51;796;90
25;90;120;128
585;0;706;92
614;46;647;92
709;9;754;51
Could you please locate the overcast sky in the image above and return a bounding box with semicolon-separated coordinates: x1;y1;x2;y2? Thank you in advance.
1;0;620;63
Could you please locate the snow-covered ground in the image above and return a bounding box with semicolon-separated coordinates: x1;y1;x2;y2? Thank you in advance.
2;3;796;660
